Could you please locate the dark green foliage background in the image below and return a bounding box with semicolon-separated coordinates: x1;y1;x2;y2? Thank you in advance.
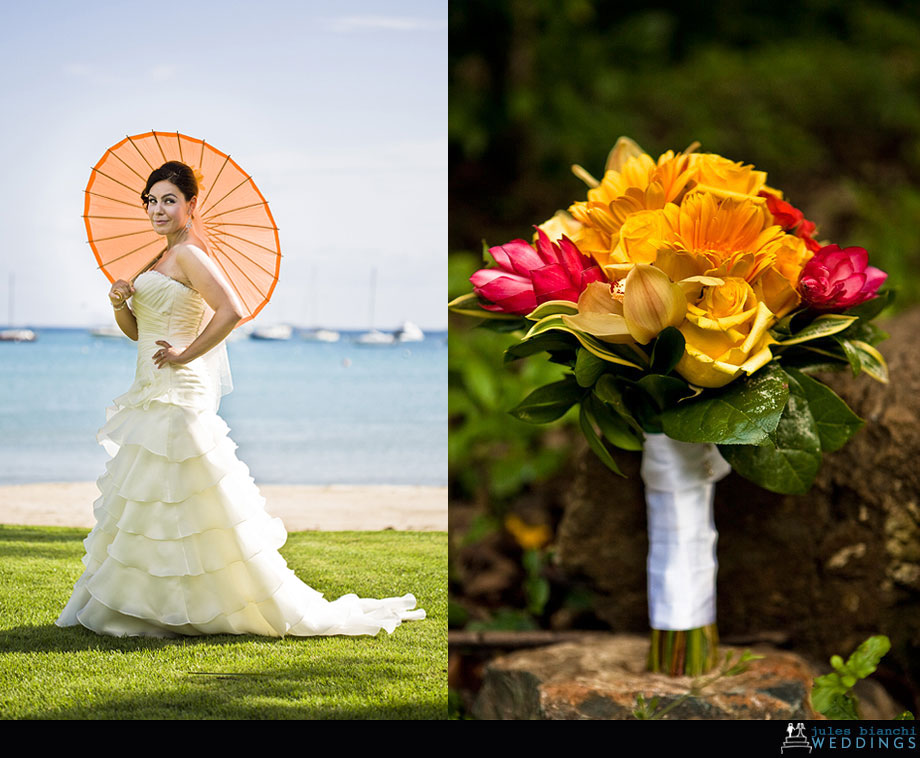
449;0;920;506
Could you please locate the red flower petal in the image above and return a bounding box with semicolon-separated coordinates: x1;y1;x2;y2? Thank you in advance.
556;235;586;275
531;264;579;303
489;289;539;314
837;273;867;303
863;266;888;291
581;266;605;286
533;227;559;266
471;272;536;314
490;239;545;277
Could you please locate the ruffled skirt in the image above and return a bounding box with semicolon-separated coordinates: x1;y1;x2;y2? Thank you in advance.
56;396;424;638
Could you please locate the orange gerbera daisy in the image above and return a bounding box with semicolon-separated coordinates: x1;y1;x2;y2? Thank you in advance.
568;148;695;269
651;192;809;316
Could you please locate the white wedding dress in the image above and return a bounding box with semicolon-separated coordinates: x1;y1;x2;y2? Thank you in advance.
56;269;424;638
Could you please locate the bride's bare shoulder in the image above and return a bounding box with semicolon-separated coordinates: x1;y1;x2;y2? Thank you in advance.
173;242;215;273
172;241;209;262
172;243;224;292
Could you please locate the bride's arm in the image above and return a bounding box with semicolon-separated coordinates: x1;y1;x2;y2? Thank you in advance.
109;280;138;341
160;245;244;365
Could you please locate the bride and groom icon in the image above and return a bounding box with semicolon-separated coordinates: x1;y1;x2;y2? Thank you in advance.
781;722;812;753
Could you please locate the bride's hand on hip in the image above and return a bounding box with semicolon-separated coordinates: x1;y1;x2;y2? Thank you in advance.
153;340;185;369
108;279;135;308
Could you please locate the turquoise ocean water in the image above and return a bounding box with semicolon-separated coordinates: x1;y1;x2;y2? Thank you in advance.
0;328;446;486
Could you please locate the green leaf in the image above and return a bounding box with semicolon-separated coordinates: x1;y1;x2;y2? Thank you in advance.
524;574;550;616
822;693;862;720
659;365;789;445
839;318;889;347
771;307;810;337
649;326;685;375
522;315;646;369
776;314;858;346
526;300;580;320
636;374;697;411
508;378;582;424
784;368;864;452
723;650;764;677
773;345;850;375
504;332;577;363
475;316;530;333
593;375;645;434
845;635;891;679
578;402;626;476
523;549;550;615
849;340;890;384
575;348;607;388
447;292;525;320
717;370;822;495
811;635;892;719
632;694;660;720
833;337;864;376
586;394;643;451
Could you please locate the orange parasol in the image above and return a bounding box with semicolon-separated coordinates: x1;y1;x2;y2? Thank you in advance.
84;130;281;326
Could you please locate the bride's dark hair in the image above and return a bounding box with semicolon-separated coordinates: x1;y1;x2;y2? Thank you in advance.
141;161;199;208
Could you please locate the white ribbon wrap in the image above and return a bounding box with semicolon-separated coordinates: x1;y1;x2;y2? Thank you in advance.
640;433;732;631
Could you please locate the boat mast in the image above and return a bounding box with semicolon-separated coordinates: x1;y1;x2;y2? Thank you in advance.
368;267;376;330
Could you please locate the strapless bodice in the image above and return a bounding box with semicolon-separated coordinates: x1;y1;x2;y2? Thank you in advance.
118;269;216;412
133;269;206;341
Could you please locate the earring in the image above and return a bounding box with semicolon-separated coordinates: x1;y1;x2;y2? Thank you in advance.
185;217;193;232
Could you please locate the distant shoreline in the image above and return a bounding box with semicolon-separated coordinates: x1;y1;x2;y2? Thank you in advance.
0;482;447;532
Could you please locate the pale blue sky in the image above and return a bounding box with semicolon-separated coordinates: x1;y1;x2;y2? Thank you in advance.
0;0;446;330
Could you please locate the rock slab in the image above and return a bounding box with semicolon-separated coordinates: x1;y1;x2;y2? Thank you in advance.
474;635;824;720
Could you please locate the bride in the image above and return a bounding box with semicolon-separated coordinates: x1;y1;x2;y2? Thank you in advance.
56;161;424;638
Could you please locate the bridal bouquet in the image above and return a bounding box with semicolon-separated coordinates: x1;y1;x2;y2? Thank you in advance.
449;137;890;675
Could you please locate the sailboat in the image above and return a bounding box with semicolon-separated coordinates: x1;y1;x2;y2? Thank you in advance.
395;320;425;342
0;273;36;342
90;325;126;339
356;267;395;345
303;327;341;342
250;324;293;341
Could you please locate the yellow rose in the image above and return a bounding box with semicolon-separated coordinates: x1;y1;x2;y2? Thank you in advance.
751;234;810;317
609;209;665;272
675;277;776;388
688;153;768;199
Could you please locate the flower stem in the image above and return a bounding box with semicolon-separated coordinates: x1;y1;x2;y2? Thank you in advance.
648;624;719;676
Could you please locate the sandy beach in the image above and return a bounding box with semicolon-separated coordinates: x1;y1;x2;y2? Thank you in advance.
0;482;447;532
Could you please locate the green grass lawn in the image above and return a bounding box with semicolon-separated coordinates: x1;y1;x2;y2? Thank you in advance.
0;525;446;720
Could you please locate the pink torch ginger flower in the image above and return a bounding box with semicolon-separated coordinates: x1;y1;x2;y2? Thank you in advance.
799;244;887;312
470;229;604;314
